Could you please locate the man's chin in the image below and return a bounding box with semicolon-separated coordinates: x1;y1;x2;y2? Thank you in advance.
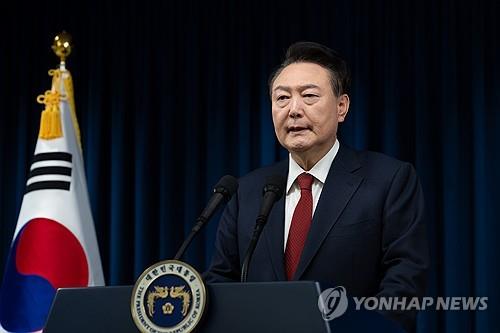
285;143;312;153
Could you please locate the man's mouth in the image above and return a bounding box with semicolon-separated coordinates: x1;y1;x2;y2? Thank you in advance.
288;126;309;133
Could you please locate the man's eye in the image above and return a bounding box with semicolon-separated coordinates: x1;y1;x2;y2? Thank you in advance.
303;94;320;103
277;95;289;101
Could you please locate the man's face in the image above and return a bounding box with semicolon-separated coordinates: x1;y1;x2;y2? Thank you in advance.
271;62;349;158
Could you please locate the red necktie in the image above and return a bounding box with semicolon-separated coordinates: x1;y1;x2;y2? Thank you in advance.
284;173;314;280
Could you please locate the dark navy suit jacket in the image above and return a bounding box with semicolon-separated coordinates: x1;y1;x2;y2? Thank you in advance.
205;145;428;332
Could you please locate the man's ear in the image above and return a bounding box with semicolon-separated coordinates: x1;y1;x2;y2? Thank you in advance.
337;94;350;122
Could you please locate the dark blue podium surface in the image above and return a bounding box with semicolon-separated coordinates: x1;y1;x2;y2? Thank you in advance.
45;285;135;332
44;281;405;333
44;281;330;333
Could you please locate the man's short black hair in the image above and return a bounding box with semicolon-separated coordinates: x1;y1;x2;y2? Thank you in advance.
268;41;351;97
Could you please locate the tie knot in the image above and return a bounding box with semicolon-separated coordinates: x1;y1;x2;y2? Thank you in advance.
297;173;314;191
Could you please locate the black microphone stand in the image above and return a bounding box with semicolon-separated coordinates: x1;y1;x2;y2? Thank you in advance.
173;175;238;260
174;217;206;260
241;177;285;282
240;216;267;282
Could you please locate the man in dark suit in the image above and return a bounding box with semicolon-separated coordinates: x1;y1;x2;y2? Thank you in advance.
205;41;428;332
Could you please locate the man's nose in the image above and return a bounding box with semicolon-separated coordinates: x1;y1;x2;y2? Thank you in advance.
289;96;304;118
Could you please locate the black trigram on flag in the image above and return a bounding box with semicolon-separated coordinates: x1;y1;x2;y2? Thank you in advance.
26;152;73;193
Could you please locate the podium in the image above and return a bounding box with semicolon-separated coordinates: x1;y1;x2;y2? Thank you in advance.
44;281;331;333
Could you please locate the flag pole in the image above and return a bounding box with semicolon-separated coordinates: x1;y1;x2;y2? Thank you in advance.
44;31;82;151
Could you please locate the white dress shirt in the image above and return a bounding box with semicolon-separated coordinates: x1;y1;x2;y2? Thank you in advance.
284;139;340;251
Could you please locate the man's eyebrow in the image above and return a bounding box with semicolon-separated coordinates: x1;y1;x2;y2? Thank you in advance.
273;84;320;93
273;85;291;93
298;84;320;91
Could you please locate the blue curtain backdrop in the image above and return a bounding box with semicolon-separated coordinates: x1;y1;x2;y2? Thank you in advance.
0;0;498;332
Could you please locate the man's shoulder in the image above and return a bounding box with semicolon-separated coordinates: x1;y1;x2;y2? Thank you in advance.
238;159;288;187
341;145;414;178
355;148;407;167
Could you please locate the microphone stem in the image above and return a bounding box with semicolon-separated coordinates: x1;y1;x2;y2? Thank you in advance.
241;217;266;282
174;217;206;260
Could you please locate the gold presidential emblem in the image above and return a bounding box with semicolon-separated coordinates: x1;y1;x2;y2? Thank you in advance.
147;286;191;317
131;260;206;333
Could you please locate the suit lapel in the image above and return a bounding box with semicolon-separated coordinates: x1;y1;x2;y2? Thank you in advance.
263;160;288;281
293;145;363;280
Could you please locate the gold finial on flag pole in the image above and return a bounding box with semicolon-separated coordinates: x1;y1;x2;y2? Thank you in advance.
38;31;76;140
51;31;72;65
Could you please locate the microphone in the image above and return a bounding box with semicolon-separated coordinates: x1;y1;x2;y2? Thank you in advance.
174;175;238;260
241;175;286;282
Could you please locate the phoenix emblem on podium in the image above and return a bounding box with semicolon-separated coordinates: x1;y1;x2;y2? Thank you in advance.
146;285;191;318
131;260;206;333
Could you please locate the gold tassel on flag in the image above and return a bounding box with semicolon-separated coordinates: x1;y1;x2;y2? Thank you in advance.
36;31;81;144
37;87;63;139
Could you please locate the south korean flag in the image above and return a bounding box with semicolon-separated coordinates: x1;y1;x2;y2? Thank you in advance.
0;65;104;333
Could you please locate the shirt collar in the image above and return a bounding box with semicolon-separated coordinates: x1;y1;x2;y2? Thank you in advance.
286;139;340;193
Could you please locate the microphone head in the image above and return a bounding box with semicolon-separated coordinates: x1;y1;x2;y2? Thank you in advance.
263;174;287;201
213;175;239;201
